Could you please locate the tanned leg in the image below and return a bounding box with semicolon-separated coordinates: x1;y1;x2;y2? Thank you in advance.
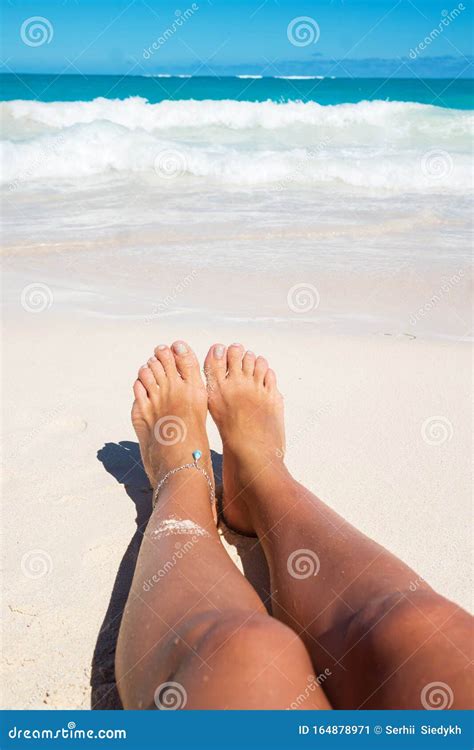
204;342;473;710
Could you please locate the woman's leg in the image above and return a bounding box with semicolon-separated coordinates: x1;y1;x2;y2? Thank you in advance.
204;343;473;710
115;341;332;710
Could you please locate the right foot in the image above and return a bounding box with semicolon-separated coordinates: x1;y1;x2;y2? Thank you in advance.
204;343;285;534
131;341;212;495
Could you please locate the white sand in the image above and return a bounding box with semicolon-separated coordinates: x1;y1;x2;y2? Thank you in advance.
1;306;472;709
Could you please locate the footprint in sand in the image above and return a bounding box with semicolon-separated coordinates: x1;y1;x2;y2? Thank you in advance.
379;332;416;340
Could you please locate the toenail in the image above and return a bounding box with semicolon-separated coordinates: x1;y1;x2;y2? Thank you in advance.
231;342;241;347
141;364;148;369
214;345;225;359
157;345;167;350
149;356;157;363
173;342;187;354
246;350;254;356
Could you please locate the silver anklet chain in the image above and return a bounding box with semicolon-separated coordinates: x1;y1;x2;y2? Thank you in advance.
152;450;215;510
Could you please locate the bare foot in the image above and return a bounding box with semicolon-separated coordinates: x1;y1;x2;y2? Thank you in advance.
204;343;285;534
131;341;211;494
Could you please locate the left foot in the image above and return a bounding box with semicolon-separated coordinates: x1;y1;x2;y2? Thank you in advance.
204;343;285;535
131;341;211;492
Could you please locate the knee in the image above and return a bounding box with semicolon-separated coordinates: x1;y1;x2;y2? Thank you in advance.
198;609;312;670
347;590;466;649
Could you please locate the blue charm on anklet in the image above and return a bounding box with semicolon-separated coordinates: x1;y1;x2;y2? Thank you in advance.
193;450;202;461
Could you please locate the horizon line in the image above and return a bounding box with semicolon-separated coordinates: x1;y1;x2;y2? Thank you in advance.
1;72;473;80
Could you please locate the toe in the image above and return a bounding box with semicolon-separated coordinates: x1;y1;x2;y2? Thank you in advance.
242;350;256;376
171;340;201;383
147;355;166;386
154;344;178;377
204;344;227;390
133;378;149;405
254;355;268;385
227;343;244;375
131;380;153;435
138;364;159;399
264;368;277;391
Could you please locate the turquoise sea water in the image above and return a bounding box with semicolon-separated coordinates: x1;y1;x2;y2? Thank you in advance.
1;73;473;108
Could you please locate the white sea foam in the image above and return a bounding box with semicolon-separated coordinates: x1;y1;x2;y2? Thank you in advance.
1;97;472;192
274;75;325;79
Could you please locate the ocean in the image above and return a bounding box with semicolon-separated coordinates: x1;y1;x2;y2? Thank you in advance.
2;74;474;108
1;74;472;338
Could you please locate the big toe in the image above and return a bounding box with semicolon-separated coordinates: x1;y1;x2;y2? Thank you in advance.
204;344;227;392
171;340;202;383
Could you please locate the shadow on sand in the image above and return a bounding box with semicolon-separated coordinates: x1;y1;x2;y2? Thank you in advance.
92;441;270;709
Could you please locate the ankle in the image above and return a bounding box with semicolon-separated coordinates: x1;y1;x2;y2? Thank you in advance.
152;454;214;505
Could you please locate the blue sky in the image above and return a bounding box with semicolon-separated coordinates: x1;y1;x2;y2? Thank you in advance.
1;0;473;77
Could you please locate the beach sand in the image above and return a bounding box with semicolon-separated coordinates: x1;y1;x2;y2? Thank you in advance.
2;306;472;709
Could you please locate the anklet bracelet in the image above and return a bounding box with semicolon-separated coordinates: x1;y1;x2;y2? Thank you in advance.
152;450;215;510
